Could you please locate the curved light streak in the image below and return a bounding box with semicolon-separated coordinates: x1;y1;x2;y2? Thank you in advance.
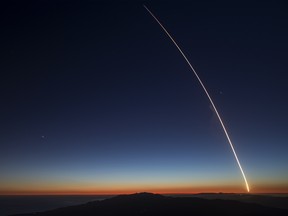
144;5;249;192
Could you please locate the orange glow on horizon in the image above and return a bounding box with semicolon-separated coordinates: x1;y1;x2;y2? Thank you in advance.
2;185;288;195
2;178;288;195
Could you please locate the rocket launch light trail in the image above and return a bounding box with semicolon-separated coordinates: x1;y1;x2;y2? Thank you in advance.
144;5;250;192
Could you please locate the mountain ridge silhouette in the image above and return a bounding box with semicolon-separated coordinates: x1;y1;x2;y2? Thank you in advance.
12;192;288;216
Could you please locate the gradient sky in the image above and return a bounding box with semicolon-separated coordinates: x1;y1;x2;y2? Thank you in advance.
1;0;288;195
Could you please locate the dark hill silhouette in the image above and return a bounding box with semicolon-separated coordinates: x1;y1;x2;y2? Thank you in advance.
13;192;288;216
190;193;288;210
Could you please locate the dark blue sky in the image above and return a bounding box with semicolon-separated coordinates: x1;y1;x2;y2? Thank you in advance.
1;0;288;194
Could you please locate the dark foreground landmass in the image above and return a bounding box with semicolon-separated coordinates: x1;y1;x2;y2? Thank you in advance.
12;192;288;216
190;193;288;210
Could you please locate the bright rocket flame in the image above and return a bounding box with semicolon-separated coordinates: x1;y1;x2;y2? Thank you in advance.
144;5;250;193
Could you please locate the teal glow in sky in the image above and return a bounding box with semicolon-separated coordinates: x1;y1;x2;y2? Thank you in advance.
1;0;288;194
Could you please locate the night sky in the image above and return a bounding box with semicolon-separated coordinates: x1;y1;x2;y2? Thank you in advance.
1;0;288;194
